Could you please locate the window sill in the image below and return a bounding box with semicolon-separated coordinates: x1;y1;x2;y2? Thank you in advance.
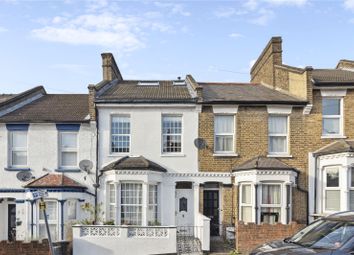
213;153;239;157
160;154;186;157
55;168;81;173
4;167;31;171
267;154;293;158
321;135;347;139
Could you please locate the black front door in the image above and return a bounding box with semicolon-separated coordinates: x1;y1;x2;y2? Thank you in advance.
203;190;219;236
8;204;16;241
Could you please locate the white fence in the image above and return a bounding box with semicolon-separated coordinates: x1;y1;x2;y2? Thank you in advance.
73;225;177;255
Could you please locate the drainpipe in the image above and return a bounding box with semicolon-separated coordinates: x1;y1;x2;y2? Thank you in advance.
30;200;35;239
93;108;99;224
59;200;66;240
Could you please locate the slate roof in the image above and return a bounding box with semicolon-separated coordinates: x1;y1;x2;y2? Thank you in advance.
25;173;86;189
0;94;89;123
96;80;195;103
199;83;307;105
233;156;298;172
101;156;167;172
0;94;15;103
312;69;354;85
314;140;354;156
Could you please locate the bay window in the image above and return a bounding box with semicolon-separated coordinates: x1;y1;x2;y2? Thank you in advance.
261;184;282;224
67;200;77;221
38;200;58;241
121;183;142;225
111;115;130;153
240;184;252;223
324;167;340;212
162;115;182;153
59;132;78;168
9;131;27;168
268;116;288;155
214;115;235;153
322;98;342;136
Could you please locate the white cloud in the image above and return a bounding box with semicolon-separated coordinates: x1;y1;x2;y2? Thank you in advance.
0;26;8;33
264;0;308;6
344;0;354;11
214;7;237;18
154;2;191;16
229;33;244;38
249;59;257;69
250;9;275;25
32;11;173;52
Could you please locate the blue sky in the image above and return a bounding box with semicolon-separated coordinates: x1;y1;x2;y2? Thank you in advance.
0;0;354;94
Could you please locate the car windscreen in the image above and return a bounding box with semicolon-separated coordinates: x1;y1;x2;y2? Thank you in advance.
289;219;354;249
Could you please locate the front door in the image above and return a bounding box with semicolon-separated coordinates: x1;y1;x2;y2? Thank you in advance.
175;189;194;227
203;190;219;236
8;204;16;241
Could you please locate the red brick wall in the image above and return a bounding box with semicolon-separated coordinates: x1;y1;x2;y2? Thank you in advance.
0;240;50;255
236;222;306;254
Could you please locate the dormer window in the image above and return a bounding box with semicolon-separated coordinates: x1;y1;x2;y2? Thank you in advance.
137;81;160;86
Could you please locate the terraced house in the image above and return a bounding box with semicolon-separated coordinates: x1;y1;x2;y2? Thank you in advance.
0;86;96;242
2;36;354;254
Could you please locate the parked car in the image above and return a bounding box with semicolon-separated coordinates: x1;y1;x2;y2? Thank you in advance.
250;211;354;255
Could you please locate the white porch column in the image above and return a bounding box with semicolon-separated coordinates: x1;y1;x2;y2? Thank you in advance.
343;165;350;211
193;182;200;226
142;182;148;226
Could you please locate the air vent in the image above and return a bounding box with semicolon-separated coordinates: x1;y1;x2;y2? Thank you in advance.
173;80;186;86
137;81;160;86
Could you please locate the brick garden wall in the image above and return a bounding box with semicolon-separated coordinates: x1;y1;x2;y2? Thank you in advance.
0;240;71;255
235;222;306;254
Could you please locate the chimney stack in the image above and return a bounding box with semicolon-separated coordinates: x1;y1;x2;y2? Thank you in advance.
101;53;123;81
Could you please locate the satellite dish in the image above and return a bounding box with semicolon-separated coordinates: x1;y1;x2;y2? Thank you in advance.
194;138;207;150
16;171;32;182
79;160;93;174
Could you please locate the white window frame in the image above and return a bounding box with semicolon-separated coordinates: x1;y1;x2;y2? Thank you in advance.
161;114;183;154
108;183;116;222
239;183;253;223
322;97;343;137
8;130;28;168
323;166;341;213
260;183;282;224
214;114;235;154
349;167;354;211
120;182;143;225
58;131;78;169
148;184;158;225
268;115;289;156
110;115;131;154
66;199;78;221
38;200;58;241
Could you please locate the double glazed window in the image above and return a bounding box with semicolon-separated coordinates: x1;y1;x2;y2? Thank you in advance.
260;184;281;224
67;200;77;221
322;98;342;136
324;167;340;212
148;185;158;225
268;116;288;155
9;131;27;167
111;116;130;153
38;200;58;241
240;184;252;223
108;183;116;222
162;115;182;153
59;132;78;168
121;183;143;225
214;115;235;153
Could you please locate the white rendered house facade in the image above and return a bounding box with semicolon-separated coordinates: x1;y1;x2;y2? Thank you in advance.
0;86;96;242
